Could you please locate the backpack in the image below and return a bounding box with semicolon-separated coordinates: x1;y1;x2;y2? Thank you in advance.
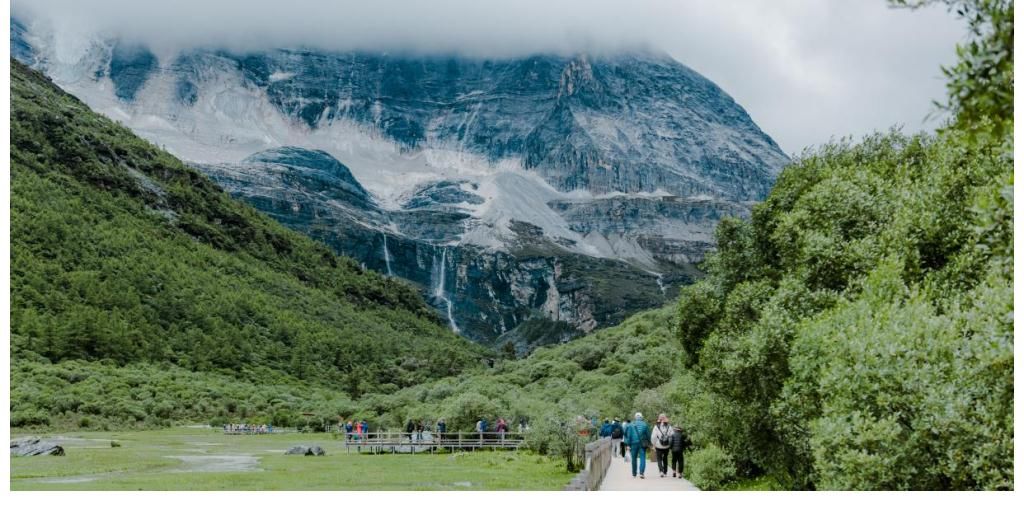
611;424;623;439
657;425;671;448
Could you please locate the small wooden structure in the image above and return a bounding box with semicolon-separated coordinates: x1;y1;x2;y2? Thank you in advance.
342;431;526;454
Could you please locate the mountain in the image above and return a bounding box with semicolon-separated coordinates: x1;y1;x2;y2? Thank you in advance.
9;59;488;405
11;19;789;346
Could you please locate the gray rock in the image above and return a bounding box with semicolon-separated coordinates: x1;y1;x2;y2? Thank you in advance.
285;445;325;456
11;437;65;457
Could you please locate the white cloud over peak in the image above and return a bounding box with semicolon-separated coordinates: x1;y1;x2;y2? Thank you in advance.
11;0;964;153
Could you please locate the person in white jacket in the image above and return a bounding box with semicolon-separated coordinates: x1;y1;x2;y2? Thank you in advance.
651;413;674;478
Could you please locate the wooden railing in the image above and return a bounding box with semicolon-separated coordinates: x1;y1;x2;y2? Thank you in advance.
341;431;526;454
564;437;613;491
222;427;299;435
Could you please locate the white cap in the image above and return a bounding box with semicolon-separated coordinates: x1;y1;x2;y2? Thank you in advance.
635;412;643;419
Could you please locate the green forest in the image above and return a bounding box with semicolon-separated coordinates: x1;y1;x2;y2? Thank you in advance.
8;0;1013;491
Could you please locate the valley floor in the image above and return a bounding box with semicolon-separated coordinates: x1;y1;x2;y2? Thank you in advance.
10;428;573;490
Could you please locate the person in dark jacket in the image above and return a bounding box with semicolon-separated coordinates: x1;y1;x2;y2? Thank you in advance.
599;419;612;438
619;419;631;460
405;419;416;442
670;425;690;478
436;418;447;442
608;418;624;457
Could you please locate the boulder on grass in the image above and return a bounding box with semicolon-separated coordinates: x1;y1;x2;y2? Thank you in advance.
285;445;325;456
11;437;65;457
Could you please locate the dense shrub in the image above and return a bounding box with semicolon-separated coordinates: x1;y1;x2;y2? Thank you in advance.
686;445;737;490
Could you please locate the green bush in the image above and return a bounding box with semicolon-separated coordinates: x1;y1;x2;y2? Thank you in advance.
11;410;51;428
687;445;737;490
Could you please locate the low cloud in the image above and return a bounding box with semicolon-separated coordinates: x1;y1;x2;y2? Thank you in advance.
12;0;965;153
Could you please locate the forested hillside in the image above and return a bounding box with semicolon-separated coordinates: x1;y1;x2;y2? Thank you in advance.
9;59;487;428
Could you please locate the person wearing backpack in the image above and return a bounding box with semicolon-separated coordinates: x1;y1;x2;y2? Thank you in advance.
609;418;624;458
624;412;650;478
651;413;673;478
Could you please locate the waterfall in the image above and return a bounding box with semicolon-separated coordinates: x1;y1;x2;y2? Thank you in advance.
648;271;667;296
382;233;393;277
434;246;460;334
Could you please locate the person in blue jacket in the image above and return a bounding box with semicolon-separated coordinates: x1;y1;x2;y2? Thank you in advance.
624;412;650;478
599;419;612;438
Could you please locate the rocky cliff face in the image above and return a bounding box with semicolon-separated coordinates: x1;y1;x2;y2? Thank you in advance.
12;18;788;347
197;147;692;346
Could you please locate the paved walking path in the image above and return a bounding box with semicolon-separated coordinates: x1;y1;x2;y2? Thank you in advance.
599;450;699;491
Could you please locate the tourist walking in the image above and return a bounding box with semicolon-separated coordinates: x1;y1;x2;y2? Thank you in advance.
670;425;690;478
621;419;631;461
624;412;650;478
406;419;416;442
496;417;508;440
416;420;425;441
610;418;624;458
354;419;363;441
599;419;612;438
345;420;354;441
437;418;447;442
476;417;487;442
360;419;369;441
651;413;673;478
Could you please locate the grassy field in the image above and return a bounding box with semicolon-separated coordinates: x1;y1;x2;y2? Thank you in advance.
10;428;574;490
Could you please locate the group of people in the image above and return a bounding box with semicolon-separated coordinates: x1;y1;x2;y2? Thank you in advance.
405;418;435;441
474;417;522;436
599;413;690;480
223;423;273;434
342;419;371;441
341;417;530;443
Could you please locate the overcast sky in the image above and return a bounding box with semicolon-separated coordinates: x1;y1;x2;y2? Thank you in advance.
12;0;965;154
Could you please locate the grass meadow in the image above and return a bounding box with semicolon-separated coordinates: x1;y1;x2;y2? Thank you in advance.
10;427;573;490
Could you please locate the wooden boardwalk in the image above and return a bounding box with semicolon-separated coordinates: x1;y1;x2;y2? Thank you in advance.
562;437;699;491
599;446;699;491
342;431;525;454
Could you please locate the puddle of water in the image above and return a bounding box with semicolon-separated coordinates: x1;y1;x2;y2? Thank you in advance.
34;471;126;484
40;436;115;446
37;475;102;484
165;455;261;473
452;481;473;487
